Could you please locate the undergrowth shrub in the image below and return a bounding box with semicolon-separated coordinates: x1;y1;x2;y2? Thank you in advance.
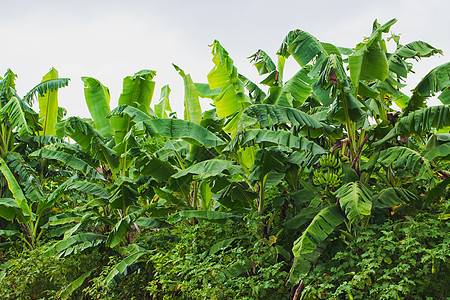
0;245;111;299
86;219;290;299
301;212;450;299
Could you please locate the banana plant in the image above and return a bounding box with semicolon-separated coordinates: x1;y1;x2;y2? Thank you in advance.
0;68;70;247
273;20;449;287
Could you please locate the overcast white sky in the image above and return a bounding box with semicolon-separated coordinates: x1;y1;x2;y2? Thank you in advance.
2;0;449;118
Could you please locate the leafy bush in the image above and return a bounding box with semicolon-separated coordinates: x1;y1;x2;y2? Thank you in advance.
85;220;290;299
301;212;450;299
0;245;111;299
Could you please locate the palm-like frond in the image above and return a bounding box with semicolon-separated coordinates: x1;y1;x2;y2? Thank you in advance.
0;96;32;136
7;153;45;204
23;78;70;105
397;105;449;136
243;104;324;130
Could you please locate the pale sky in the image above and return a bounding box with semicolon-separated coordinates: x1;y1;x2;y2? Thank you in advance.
2;0;449;118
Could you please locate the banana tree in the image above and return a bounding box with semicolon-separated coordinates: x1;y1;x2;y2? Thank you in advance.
0;69;70;248
270;20;450;288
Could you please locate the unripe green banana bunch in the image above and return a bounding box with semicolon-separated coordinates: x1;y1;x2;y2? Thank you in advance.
319;153;340;169
313;169;325;185
313;168;342;187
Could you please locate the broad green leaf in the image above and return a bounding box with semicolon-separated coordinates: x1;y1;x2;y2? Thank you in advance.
283;207;323;230
30;148;98;176
118;70;156;110
375;146;434;181
139;157;176;183
195;83;221;99
137;119;225;147
238;74;266;103
238;129;325;155
248;49;276;75
292;205;345;256
104;250;148;286
336;182;373;223
60;269;95;300
397;105;450;136
44;233;104;256
0;96;32;136
243;104;324;129
55;117;119;169
23;77;70;106
174;64;202;124
0;229;19;237
106;217;130;248
38;68;59;136
388;41;442;79
109;179;138;211
209;237;237;255
0;157;32;220
172;159;243;181
374;187;419;209
439;88;450;104
179;210;235;220
81;77;114;137
108;104;153;123
207;40;250;118
263;69;312;107
278;29;326;66
412;62;450;97
406;62;450;112
0;198;19;221
349;19;396;90
66;181;109;199
154;85;172;118
423;143;450;161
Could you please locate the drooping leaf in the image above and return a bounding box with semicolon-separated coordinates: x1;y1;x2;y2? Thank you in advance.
374;146;434;180
243;104;324;129
0;198;19;221
373;187;419;209
23;77;70;106
0;157;32;221
248;49;277;75
292;205;345;256
136;119;225;147
278;29;327;66
30;148;98;176
172;159;243;181
0;96;32;136
238;74;266;103
263;68;312;107
237;129;325;155
66;181;109;199
349;19;396;91
406;62;450;112
60;269;95;300
396;105;450;137
104;250;148;286
388;41;442;79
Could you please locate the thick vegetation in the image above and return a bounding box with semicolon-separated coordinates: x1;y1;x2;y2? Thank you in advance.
0;19;449;299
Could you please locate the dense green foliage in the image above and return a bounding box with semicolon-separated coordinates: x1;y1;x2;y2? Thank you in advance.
0;18;449;299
